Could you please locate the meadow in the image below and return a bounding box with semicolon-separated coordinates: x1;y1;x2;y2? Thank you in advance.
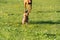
0;0;60;40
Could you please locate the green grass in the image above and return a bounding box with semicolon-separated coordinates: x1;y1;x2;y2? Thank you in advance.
0;0;60;40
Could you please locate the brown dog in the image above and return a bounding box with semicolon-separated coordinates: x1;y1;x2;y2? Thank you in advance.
22;0;32;24
22;10;29;24
24;0;32;13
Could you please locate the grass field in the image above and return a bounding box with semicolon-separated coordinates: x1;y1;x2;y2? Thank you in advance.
0;0;60;40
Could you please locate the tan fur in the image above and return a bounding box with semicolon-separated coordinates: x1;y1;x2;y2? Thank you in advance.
22;11;29;24
22;0;32;24
24;0;32;13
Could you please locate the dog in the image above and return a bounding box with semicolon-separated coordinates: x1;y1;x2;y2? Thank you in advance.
24;0;32;13
22;0;32;24
22;10;29;24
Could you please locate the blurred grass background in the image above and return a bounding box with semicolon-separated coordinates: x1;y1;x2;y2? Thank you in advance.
0;0;60;40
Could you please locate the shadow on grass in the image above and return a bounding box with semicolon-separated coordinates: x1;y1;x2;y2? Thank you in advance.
44;33;56;38
37;11;55;13
56;11;60;13
30;21;60;24
0;0;7;3
37;11;60;13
